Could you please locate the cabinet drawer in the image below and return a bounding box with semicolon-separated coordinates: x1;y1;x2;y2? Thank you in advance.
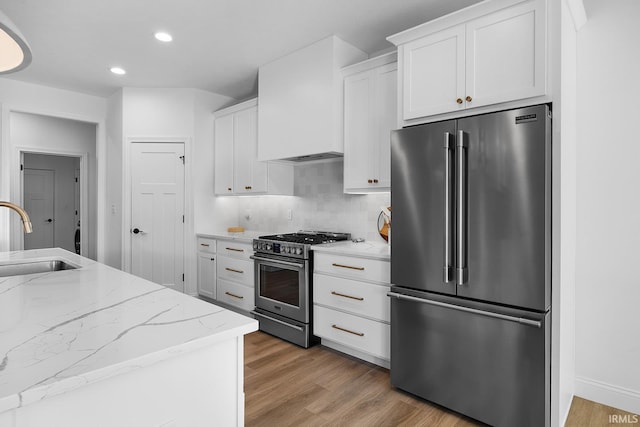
217;256;253;287
218;241;252;260
314;253;390;283
217;279;255;312
314;305;390;360
197;237;216;254
314;274;390;322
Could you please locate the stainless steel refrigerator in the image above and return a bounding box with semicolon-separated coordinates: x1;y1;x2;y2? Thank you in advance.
389;104;551;427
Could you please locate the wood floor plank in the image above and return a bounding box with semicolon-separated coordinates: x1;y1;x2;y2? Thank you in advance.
244;331;637;426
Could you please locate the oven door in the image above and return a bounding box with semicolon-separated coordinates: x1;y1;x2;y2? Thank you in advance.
252;254;309;323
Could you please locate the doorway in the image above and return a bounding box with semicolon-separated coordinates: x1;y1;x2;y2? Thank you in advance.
22;153;82;253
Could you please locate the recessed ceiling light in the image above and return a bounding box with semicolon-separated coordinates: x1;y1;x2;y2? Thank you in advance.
110;67;126;75
154;32;173;42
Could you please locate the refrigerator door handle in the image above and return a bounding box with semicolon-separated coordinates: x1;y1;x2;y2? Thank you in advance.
456;130;468;286
443;132;453;283
387;292;543;328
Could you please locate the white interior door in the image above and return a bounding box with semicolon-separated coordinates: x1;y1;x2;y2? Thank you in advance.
23;168;55;249
130;142;185;291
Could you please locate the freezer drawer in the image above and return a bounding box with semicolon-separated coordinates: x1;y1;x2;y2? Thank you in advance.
390;291;550;427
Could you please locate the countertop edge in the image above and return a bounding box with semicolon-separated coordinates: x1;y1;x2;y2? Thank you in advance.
3;319;257;413
311;242;391;261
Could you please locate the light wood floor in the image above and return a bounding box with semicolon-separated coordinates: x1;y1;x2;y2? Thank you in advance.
245;331;638;426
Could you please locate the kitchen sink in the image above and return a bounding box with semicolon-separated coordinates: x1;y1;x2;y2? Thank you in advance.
0;259;79;277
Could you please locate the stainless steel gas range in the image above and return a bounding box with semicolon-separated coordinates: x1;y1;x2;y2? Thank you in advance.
251;231;350;348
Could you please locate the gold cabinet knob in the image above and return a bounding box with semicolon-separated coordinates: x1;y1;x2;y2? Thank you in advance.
367;179;373;184
227;187;232;191
373;179;379;183
456;98;463;104
465;96;472;102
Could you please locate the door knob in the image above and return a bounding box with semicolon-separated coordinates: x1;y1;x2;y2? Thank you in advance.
131;228;146;235
46;218;53;223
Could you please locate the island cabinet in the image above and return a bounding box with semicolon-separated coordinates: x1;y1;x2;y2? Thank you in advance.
196;236;217;299
313;251;391;368
214;98;293;196
388;0;546;123
215;240;255;314
342;52;397;193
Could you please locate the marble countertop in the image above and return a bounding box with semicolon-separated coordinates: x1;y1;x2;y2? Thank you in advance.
196;230;266;243
312;240;391;261
0;248;258;414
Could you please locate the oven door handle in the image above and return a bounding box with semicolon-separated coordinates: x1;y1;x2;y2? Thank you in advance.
251;311;304;332
250;255;305;269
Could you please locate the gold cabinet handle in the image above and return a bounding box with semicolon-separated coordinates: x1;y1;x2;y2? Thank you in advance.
331;291;364;301
373;179;379;183
225;247;244;252
465;96;472;102
244;186;252;190
456;98;463;104
332;263;364;271
210;258;215;261
225;267;244;274
227;187;232;191
367;179;373;183
200;243;210;247
225;291;244;299
332;324;364;337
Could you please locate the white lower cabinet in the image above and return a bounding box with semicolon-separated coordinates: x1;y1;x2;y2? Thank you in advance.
215;240;255;314
313;251;390;367
217;279;255;312
197;238;217;299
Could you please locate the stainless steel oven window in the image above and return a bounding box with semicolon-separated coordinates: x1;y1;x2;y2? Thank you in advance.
258;263;300;307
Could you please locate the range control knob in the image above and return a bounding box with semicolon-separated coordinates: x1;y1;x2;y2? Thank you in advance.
296;247;303;255
266;244;272;251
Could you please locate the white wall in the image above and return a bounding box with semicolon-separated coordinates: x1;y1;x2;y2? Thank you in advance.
575;0;640;414
104;90;124;267
10;113;96;258
0;78;106;256
23;153;80;253
236;160;390;243
111;88;235;294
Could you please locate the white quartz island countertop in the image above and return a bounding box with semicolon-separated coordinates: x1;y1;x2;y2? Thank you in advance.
196;230;265;243
0;248;258;419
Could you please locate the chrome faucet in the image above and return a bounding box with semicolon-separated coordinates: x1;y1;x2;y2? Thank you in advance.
0;201;33;233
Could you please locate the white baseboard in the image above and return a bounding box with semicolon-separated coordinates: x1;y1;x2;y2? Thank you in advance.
575;376;640;415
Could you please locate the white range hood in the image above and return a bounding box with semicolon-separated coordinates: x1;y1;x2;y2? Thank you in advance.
257;36;367;162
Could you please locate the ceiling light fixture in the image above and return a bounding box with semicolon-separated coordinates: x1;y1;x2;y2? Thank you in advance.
0;9;32;74
154;32;173;43
110;67;126;75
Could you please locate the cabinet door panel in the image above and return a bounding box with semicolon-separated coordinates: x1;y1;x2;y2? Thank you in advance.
465;0;545;108
343;70;374;191
373;62;397;189
234;106;266;194
402;25;465;119
214;114;234;195
197;252;216;299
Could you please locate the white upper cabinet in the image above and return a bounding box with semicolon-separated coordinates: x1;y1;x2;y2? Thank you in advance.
342;53;397;193
214;98;293;196
214;113;234;195
258;36;367;161
389;0;546;123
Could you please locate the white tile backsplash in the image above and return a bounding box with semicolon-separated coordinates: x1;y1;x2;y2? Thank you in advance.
237;160;390;242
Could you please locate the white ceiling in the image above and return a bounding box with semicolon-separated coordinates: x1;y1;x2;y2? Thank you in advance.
0;0;481;101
